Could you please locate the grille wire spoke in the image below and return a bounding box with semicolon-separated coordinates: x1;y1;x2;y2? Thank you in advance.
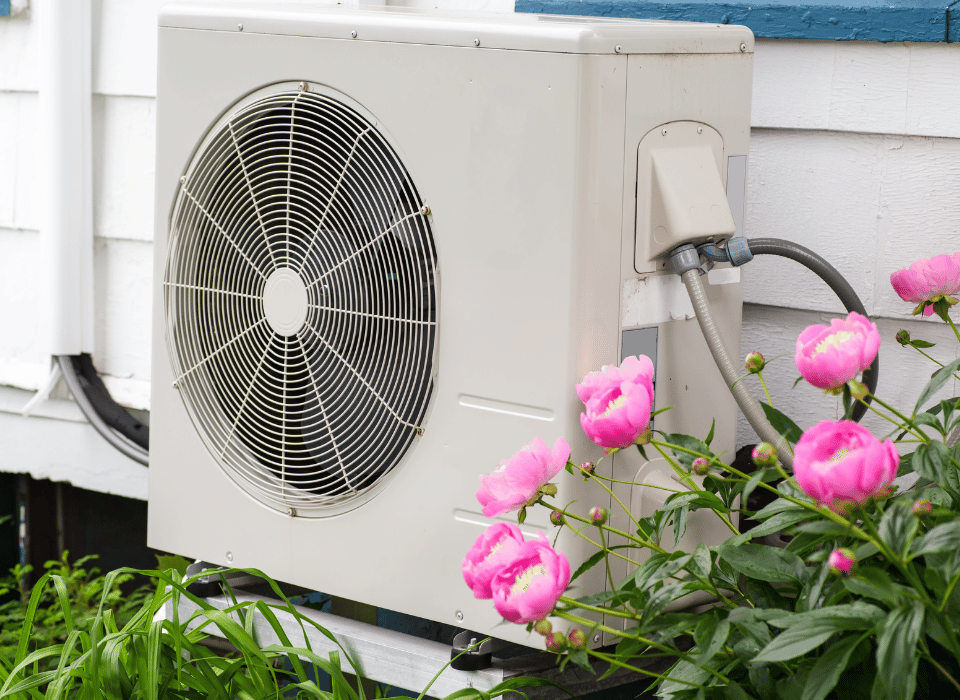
165;86;436;512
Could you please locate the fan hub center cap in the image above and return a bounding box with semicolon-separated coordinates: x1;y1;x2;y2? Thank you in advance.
263;268;309;337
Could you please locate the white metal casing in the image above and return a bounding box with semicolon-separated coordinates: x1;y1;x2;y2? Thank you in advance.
149;4;752;648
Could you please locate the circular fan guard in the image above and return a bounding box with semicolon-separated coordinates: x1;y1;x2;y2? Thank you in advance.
165;85;438;514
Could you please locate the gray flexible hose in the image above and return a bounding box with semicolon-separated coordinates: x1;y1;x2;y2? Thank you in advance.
681;271;794;469
57;355;149;466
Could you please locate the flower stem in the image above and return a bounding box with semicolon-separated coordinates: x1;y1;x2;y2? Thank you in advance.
946;315;960;347
922;649;960;695
757;372;774;407
940;569;960;613
868;394;928;440
552;608;731;685
651;443;738;535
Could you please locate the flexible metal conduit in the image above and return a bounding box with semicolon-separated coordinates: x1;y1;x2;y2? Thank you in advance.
746;238;878;422
681;270;794;469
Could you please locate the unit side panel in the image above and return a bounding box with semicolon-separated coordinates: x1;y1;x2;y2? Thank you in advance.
149;28;608;648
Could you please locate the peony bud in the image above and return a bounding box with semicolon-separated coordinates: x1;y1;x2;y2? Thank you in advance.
550;509;565;527
546;632;566;650
895;329;911;346
540;483;558;496
579;461;595;476
568;628;587;648
828;548;856;577
745;351;766;374
847;381;869;401
589;506;608;526
752;442;778;468
534;619;553;637
692;457;711;476
913;499;933;517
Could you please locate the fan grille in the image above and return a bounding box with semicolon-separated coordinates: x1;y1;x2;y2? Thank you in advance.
165;85;438;514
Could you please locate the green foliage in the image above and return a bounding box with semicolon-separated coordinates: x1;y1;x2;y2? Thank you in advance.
0;555;557;700
525;322;960;700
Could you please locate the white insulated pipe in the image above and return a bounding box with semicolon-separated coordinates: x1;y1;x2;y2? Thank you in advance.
38;0;95;356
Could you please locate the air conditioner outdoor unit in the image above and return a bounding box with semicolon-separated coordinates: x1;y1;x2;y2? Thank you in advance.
149;2;753;648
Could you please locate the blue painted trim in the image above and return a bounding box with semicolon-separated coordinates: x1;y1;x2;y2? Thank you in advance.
0;0;10;17
516;0;960;41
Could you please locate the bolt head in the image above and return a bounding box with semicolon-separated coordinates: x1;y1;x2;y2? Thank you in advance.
351;30;357;38
615;45;622;53
419;204;431;216
474;38;480;46
456;611;464;621
298;82;307;91
226;551;234;562
237;23;243;31
697;126;703;134
740;42;747;51
286;507;296;517
661;128;668;136
593;634;601;643
179;176;186;184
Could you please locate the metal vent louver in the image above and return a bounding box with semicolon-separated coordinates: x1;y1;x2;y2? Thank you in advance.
165;85;438;514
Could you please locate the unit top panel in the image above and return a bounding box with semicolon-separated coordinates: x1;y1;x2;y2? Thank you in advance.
160;3;754;55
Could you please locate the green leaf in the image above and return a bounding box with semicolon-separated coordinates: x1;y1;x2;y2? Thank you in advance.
801;634;866;700
664;433;714;469
566;649;592;672
715;544;809;585
705;419;716;447
569;550;607;585
842;567;899;607
759;402;803;444
672;505;690;546
766;603;885;631
695;616;730;665
753;629;834;663
727;510;810;546
910;339;936;349
872;601;924;700
914;411;945;434
909;520;960;560
686;543;712;581
914;358;960;415
877;501;919;558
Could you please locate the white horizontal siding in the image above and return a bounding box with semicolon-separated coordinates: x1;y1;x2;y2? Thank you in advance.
743;128;960;318
753;39;960;138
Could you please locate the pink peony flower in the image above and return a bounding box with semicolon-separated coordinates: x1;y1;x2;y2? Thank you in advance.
890;252;960;316
795;312;880;390
577;356;655;449
491;533;570;624
476;437;570;518
462;522;526;599
828;548;856;577
793;420;899;511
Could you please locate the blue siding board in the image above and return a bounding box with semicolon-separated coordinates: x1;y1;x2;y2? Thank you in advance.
516;0;958;41
0;0;10;17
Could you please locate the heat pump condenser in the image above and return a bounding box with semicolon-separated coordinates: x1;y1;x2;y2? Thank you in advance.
149;3;753;648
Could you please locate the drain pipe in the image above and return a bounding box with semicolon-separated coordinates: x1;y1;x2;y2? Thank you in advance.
37;0;95;358
29;1;149;465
